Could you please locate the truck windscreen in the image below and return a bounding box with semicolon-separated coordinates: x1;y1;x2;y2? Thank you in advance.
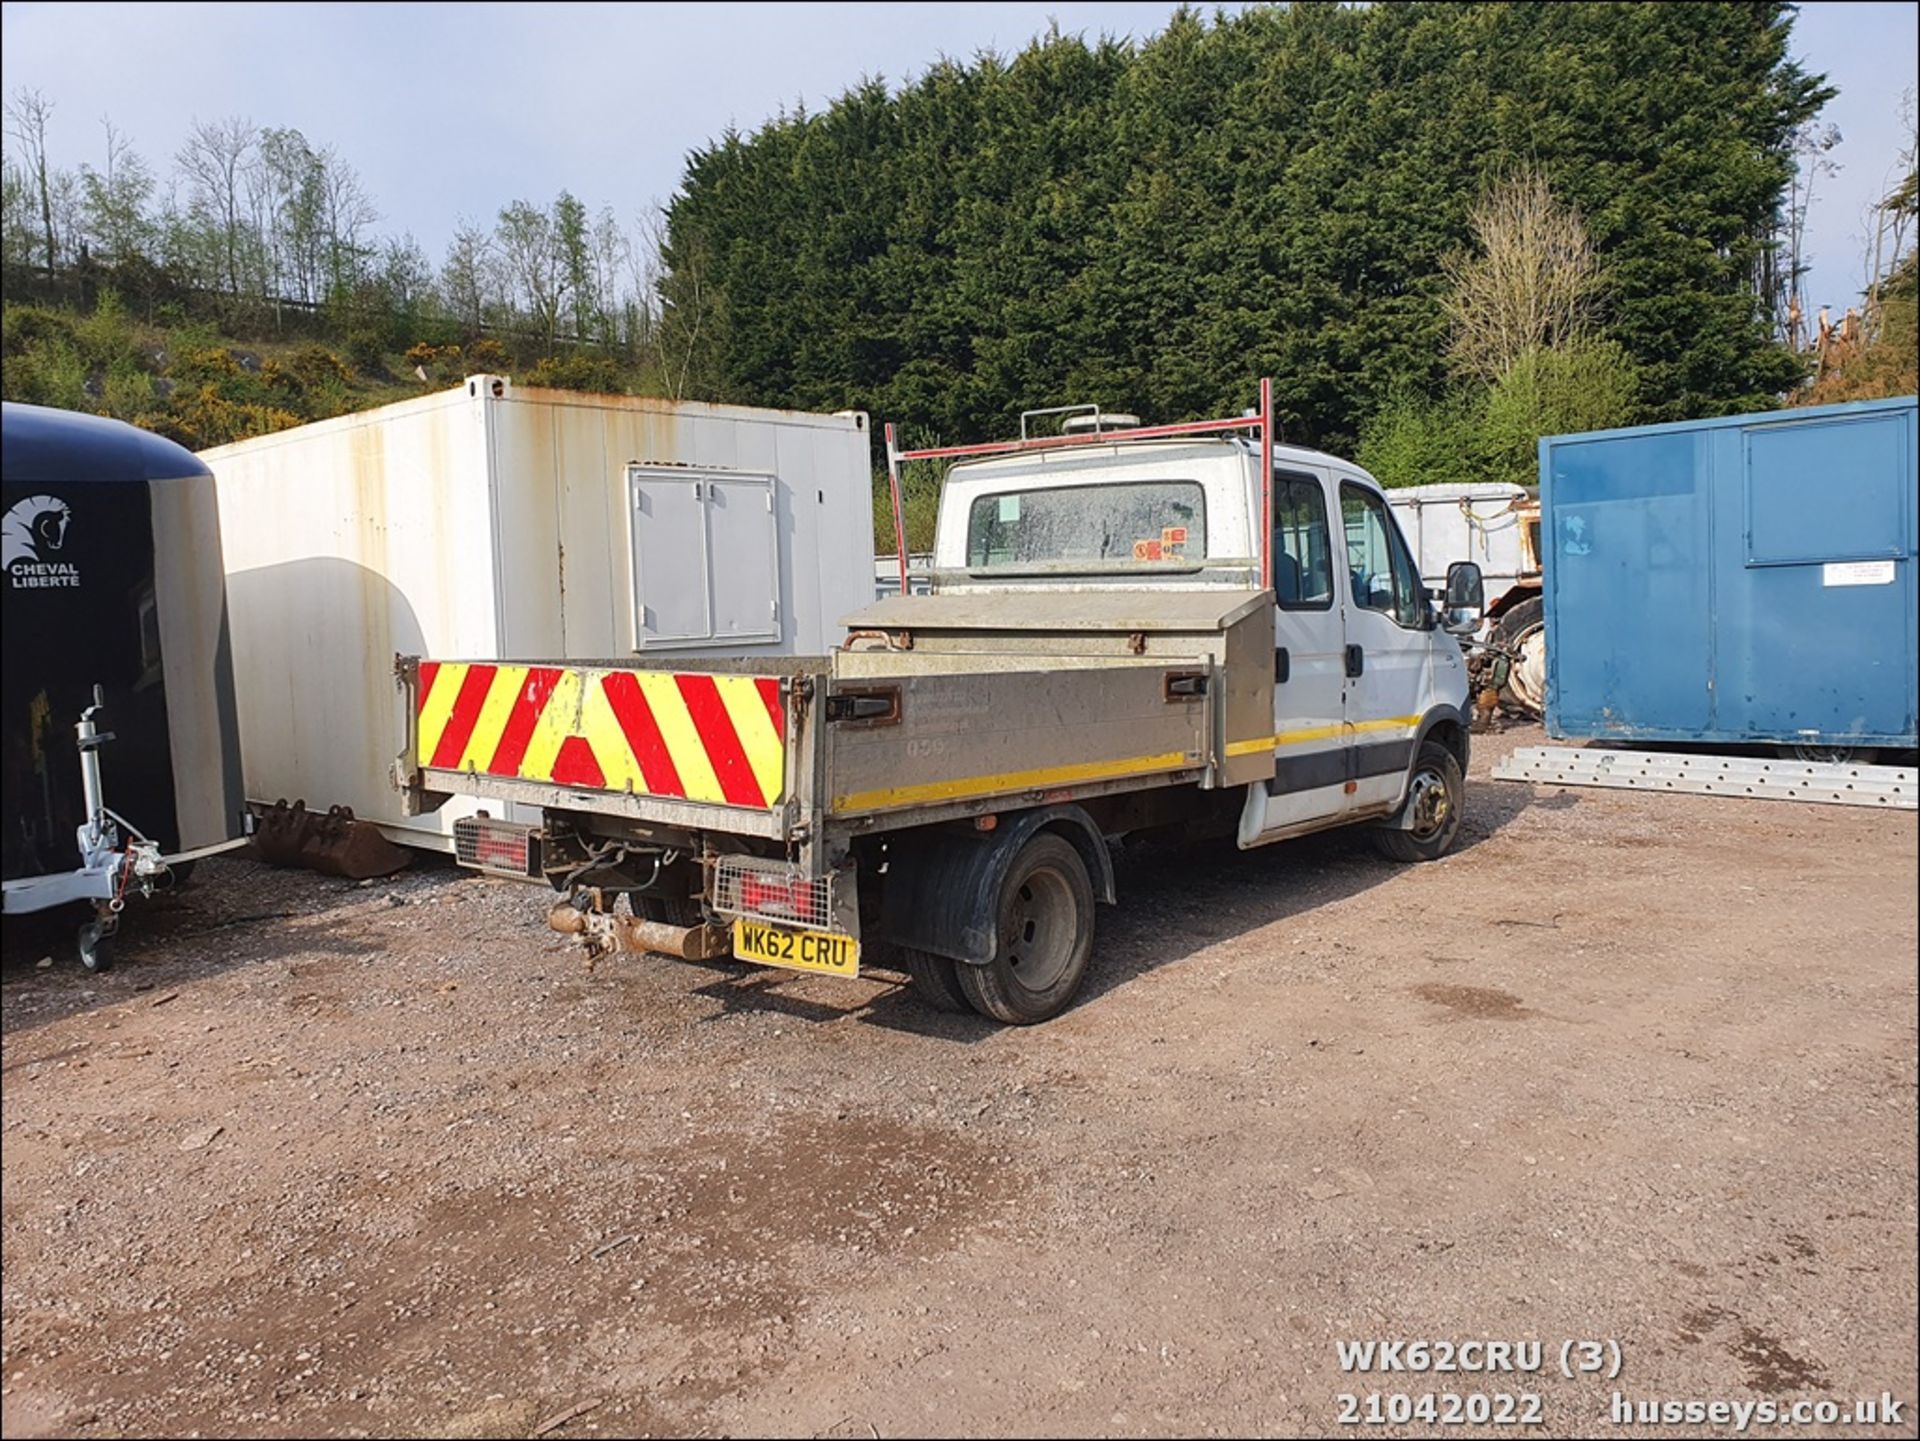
965;480;1206;571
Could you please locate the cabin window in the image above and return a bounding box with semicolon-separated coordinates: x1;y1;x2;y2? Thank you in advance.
1273;473;1333;609
965;481;1206;573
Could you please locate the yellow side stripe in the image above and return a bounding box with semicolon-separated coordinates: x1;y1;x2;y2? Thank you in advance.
835;749;1193;814
1224;713;1425;758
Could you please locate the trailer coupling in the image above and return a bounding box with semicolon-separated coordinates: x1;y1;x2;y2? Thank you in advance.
546;891;731;964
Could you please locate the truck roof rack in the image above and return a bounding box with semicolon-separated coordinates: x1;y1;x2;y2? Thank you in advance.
882;378;1277;596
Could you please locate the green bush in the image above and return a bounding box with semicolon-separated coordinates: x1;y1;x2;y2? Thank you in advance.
1356;341;1640;492
525;351;626;393
1;304;77;360
4;335;89;410
102;366;156;416
1477;342;1639;488
345;328;387;374
151;384;304;449
465;337;508;371
286;346;353;391
169;338;243;386
73;289;141;374
1356;391;1483;490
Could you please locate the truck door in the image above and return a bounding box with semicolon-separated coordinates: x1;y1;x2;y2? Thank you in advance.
1337;479;1432;812
1246;468;1350;835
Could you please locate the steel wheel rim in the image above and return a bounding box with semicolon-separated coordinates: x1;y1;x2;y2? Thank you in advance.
1406;767;1454;842
1508;622;1547;711
1002;865;1076;991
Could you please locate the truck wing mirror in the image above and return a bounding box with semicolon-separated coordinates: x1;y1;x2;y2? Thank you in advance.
1443;560;1484;636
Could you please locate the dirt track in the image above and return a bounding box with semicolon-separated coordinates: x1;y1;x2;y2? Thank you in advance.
3;726;1915;1439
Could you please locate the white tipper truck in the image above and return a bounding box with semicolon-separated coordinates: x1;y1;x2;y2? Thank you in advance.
397;386;1487;1023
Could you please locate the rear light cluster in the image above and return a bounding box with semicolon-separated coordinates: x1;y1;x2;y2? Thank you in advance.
453;816;541;879
740;872;809;917
713;854;833;930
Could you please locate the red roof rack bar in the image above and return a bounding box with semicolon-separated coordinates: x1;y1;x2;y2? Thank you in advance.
883;378;1277;592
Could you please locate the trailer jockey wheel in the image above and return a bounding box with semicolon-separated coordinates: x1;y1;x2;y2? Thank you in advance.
77;918;115;973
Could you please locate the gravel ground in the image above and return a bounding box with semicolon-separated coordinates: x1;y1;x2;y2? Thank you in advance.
2;724;1915;1439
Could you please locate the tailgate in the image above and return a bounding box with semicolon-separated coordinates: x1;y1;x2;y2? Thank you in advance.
399;657;813;838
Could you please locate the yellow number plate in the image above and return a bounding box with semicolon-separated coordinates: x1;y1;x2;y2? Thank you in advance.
731;919;860;977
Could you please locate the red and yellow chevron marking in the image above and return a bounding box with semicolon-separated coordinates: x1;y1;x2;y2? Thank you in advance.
415;661;786;809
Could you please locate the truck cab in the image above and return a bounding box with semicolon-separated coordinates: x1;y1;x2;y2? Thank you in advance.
926;426;1475;849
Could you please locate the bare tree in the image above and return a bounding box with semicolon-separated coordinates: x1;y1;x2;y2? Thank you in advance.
252;127;326;305
4;87;58;276
624;204;667;362
0;158;33;268
1779;122;1843;348
1442;170;1600;381
177;115;259;294
1862;90;1916;342
80;117;156;265
316;146;378;298
587;206;633;350
494;199;567;350
440;219;494;333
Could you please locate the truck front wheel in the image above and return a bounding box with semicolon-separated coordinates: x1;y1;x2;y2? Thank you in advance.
957;833;1095;1025
1371;741;1465;864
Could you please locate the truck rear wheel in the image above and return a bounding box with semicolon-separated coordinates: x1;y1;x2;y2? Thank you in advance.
637;895;704;926
1371;741;1464;864
1490;595;1545;717
957;833;1095;1025
900;946;972;1012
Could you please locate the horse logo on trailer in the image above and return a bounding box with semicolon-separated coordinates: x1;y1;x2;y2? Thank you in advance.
2;494;80;588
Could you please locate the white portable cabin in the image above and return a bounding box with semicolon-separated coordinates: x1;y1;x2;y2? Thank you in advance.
204;376;875;850
1384;481;1532;599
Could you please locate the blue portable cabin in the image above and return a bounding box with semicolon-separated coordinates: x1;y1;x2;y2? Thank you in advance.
1540;396;1917;755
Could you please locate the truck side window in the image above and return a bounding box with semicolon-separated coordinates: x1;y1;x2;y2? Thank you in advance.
1272;473;1332;609
1340;483;1426;628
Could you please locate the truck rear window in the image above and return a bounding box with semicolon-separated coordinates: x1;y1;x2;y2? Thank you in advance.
966;481;1206;571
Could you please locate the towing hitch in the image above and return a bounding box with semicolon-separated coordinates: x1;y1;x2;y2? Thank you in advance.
547;895;732;962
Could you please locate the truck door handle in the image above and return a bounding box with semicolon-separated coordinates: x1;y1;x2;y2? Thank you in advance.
1274;647;1290;684
1345;644;1364;678
1163;671;1209;700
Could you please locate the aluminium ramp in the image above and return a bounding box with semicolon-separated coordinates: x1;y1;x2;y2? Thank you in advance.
1492;746;1915;810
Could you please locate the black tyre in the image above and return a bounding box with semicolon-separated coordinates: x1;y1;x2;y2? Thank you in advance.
899;946;972;1012
637;894;705;926
1489;595;1545;718
956;833;1095;1025
77;920;114;973
1372;741;1465;864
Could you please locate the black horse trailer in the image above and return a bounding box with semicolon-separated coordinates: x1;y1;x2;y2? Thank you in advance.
2;403;247;969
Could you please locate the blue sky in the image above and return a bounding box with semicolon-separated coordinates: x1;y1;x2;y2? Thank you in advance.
1;1;1913;314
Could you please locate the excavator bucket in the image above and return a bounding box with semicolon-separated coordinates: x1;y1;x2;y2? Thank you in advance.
249;799;411;880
